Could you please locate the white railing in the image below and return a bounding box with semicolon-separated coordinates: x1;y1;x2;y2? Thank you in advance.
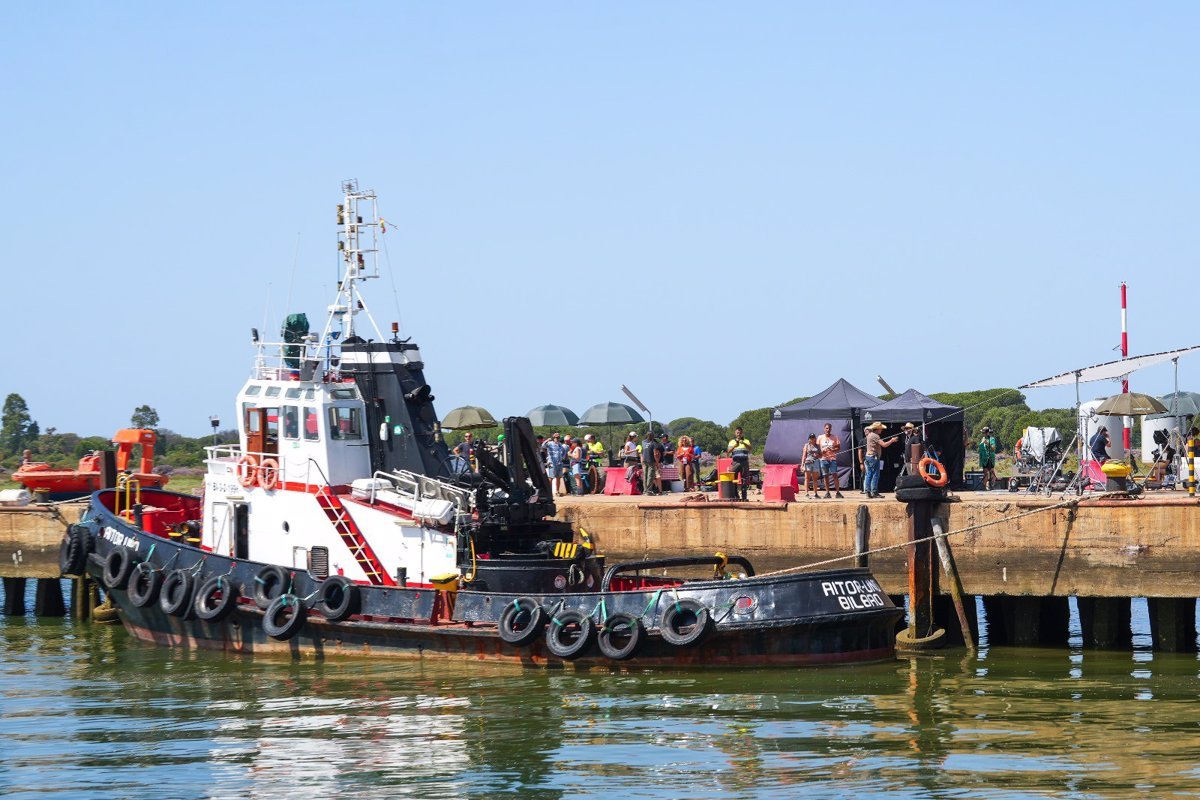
204;444;298;486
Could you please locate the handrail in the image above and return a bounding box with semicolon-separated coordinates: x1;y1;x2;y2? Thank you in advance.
601;555;755;592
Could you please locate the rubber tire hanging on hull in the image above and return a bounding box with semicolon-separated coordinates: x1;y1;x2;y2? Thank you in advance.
59;525;92;577
659;599;712;647
498;597;546;647
102;548;135;591
597;613;644;661
127;562;163;608
254;565;288;610
159;570;195;617
545;609;594;660
194;575;238;623
316;576;359;623
263;594;306;641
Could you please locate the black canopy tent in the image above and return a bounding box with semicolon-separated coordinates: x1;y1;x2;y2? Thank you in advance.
764;379;883;489
861;389;965;491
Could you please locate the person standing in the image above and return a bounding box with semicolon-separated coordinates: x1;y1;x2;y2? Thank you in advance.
676;434;696;491
642;430;663;495
545;432;567;496
567;436;587;495
816;423;843;499
584;433;606;494
453;431;476;473
725;426;752;501
802;432;821;498
864;421;898;498
978;426;998;490
1089;426;1111;465
900;423;922;476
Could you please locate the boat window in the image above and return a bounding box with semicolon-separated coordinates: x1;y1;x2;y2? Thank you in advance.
303;408;319;441
245;385;262;397
328;407;362;440
265;386;281;398
247;411;262;435
304;388;316;401
285;388;302;399
331;388;359;400
282;406;299;440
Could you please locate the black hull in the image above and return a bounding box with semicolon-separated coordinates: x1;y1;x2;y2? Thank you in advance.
80;498;903;668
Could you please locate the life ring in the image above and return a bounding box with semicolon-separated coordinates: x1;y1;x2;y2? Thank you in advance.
659;599;712;647
159;569;195;617
257;458;280;491
498;597;546;647
263;593;307;641
317;575;360;623
544;608;594;660
597;612;643;660
127;562;163;608
253;565;288;610
194;574;238;622
102;548;135;591
918;457;949;487
237;455;259;488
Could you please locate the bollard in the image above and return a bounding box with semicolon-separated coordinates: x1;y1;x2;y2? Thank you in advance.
894;475;946;652
1190;438;1196;498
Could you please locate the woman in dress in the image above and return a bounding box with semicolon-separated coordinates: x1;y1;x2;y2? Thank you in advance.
676;434;695;491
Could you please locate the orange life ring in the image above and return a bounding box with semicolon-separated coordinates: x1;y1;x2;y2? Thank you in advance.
237;455;259;488
258;458;280;491
918;456;949;487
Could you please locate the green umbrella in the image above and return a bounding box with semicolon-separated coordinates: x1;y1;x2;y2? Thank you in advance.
442;405;498;430
526;404;580;427
1094;392;1169;417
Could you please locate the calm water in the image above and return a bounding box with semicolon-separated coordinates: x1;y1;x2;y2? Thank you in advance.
2;584;1199;799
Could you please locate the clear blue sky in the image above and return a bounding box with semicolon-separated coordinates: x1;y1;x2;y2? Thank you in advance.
3;4;1196;437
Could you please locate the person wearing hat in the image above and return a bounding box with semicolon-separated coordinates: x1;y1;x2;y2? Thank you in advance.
900;422;922;476
802;432;821;498
725;427;752;501
584;433;606;493
659;432;675;465
863;421;898;499
978;426;998;491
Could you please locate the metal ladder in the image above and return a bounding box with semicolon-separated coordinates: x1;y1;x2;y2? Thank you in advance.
314;486;395;586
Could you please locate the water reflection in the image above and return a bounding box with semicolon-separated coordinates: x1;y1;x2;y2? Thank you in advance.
1;582;1199;799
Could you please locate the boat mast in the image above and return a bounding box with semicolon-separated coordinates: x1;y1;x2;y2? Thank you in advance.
319;180;386;370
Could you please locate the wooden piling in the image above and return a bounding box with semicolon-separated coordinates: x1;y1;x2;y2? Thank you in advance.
71;575;91;620
854;505;870;568
1147;597;1198;653
1077;596;1132;649
2;577;26;615
33;578;65;617
931;518;976;652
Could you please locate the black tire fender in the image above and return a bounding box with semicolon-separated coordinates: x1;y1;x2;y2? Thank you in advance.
597;612;644;661
194;574;239;623
253;565;288;610
127;562;163;608
316;576;359;623
159;569;195;617
498;597;546;647
659;599;712;647
102;547;135;591
544;608;594;660
263;593;307;641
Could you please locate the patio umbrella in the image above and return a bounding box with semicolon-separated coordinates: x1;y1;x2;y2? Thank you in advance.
1149;392;1200;419
442;405;498;430
579;402;645;459
1094;392;1168;417
525;404;579;427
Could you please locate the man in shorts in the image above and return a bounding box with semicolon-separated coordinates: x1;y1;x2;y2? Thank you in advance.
816;422;843;499
978;426;998;491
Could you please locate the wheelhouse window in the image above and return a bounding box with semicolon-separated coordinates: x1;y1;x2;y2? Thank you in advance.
245;385;262;397
328;407;362;440
303;407;319;441
331;388;359;400
282;406;300;440
265;386;281;398
285;387;302;400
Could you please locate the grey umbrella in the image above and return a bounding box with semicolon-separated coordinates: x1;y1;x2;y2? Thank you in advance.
525;404;579;427
442;405;498;430
579;402;646;460
1149;392;1200;419
1094;392;1169;417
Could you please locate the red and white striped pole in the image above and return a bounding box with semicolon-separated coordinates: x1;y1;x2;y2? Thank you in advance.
1121;282;1131;451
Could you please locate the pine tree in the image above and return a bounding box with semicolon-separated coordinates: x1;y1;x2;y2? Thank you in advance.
130;405;160;429
0;394;38;455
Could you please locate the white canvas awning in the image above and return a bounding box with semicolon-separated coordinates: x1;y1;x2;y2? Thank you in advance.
1020;345;1200;389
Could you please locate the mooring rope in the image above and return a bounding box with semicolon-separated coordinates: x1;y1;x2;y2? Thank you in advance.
756;491;1126;577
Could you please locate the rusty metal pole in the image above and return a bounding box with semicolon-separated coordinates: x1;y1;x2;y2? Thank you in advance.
907;500;938;640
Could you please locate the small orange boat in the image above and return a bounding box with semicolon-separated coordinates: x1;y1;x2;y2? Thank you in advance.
14;429;169;499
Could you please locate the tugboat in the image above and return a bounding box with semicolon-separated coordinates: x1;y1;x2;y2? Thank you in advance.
66;181;901;666
15;429;168;500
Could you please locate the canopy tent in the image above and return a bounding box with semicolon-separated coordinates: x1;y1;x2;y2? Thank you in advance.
765;379;882;488
862;389;966;491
